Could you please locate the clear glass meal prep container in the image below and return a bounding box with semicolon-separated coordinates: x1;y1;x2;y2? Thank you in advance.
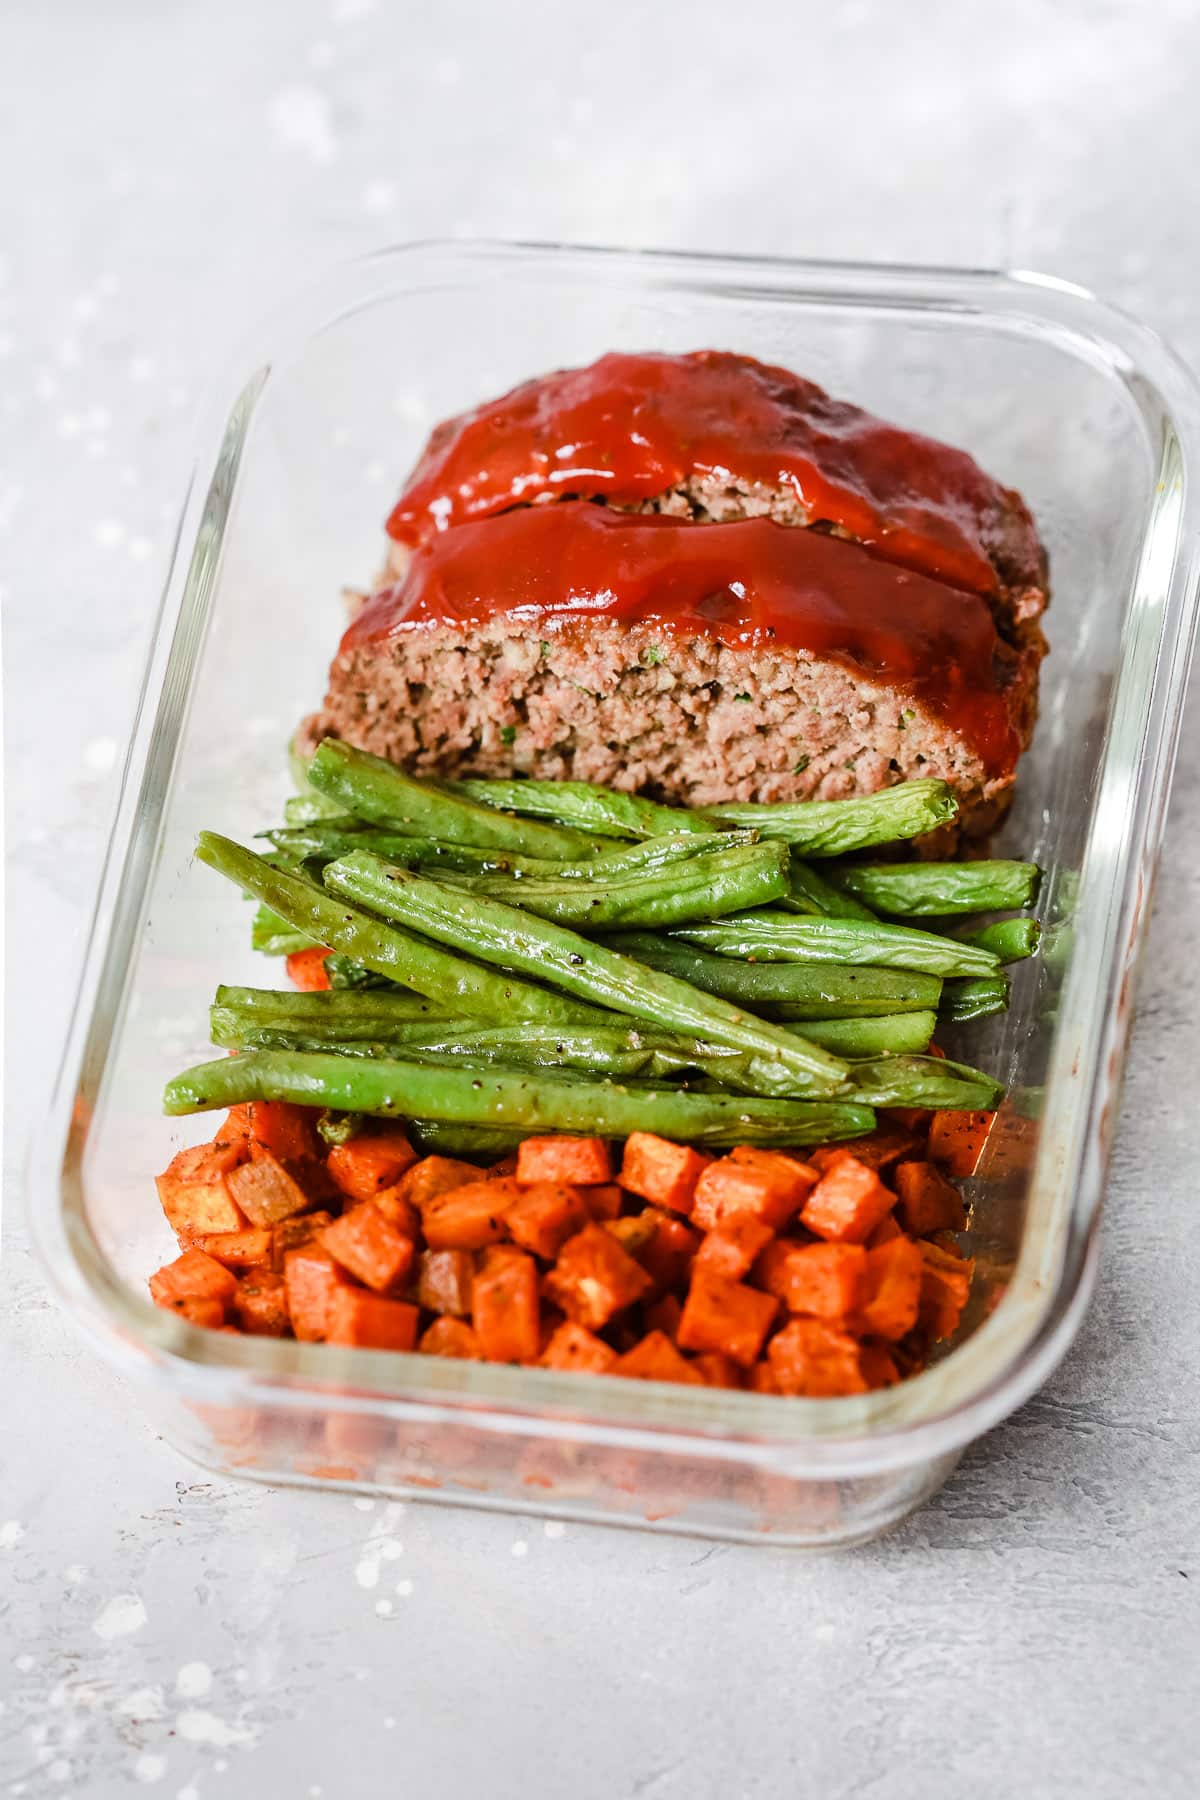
32;242;1200;1548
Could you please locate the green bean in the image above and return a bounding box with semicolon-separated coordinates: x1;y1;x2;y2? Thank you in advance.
211;984;464;1038
840;1054;1003;1111
325;954;394;991
672;913;999;978
828;858;1041;917
163;1049;875;1147
250;904;317;956
198;833;599;1026
283;793;352;827
407;1121;524;1160
438;840;789;931
780;858;879;921
784;1012;937;1056
308;739;606;859
452;777;713;840
940;975;1010;1022
603;934;943;1017
267;825;750;883
952;916;1041;964
322;854;850;1097
701;778;958;854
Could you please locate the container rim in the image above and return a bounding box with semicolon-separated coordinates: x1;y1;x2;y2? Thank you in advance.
30;239;1200;1482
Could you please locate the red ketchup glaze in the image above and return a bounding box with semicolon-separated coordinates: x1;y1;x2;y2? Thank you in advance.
349;502;1024;778
386;350;1032;597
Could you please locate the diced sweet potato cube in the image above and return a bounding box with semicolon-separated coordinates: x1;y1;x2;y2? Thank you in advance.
747;1362;782;1394
811;1127;921;1174
283;1245;352;1342
800;1156;896;1244
516;1135;612;1186
767;1318;868;1396
422;1179;519;1250
927;1109;995;1178
643;1294;682;1339
320;1204;414;1293
416;1248;475;1317
677;1274;777;1367
471;1246;540;1363
692;1350;743;1389
419;1317;483;1358
505;1182;589;1260
691;1150;817;1233
487;1154;520;1179
371;1185;421;1240
233;1271;291;1336
149;1248;238;1311
156;1138;247;1238
866;1213;904;1247
163;1138;244;1183
193;1228;273;1270
285;946;331;991
894;1160;967;1235
614;1330;704;1385
756;1240;866;1318
538;1321;617;1375
882;1106;933;1134
326;1129;418;1202
858;1341;901;1388
919;1241;974;1340
392;1155;480;1212
157;1295;226;1329
215;1106;254;1153
604;1212;658;1256
853;1237;923;1340
228;1151;314;1227
270;1209;334;1271
248;1100;320;1165
543;1225;652;1330
693;1217;775;1283
619;1132;711;1215
638;1212;700;1292
326;1287;419;1352
579;1182;623;1221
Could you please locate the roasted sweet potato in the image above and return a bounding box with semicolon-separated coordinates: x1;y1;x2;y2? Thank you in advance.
422;1179;520;1250
326;1287;419;1352
419;1317;483;1359
149;1247;238;1313
285;946;332;991
853;1236;923;1340
516;1135;612;1186
416;1248;475;1317
326;1129;418;1202
767;1318;868;1397
539;1321;617;1375
471;1246;540;1363
156;1139;246;1239
693;1217;775;1283
233;1271;291;1336
392;1155;481;1212
283;1244;352;1342
619;1133;711;1214
614;1330;703;1385
927;1110;995;1178
191;1227;272;1270
228;1151;314;1228
800;1156;896;1245
755;1240;866;1319
505;1182;589;1260
543;1225;652;1330
677;1274;777;1368
320;1204;415;1293
919;1241;975;1340
894;1159;967;1235
691;1149;817;1232
247;1100;321;1166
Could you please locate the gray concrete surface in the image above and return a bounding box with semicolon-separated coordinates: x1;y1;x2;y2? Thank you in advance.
3;1;1199;1795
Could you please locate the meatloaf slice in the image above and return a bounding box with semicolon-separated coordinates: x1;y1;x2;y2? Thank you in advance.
299;502;1037;832
381;349;1048;663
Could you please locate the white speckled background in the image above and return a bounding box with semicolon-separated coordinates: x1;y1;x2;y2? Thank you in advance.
4;2;1200;1795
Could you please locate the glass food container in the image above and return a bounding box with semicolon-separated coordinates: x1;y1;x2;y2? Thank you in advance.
32;243;1200;1547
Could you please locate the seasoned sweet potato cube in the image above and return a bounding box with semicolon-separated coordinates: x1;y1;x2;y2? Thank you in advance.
193;1228;272;1270
894;1160;967;1235
215;1106;254;1153
372;1185;421;1240
516;1135;612;1186
543;1225;652;1330
619;1132;711;1214
326;1288;419;1352
505;1182;589;1260
927;1109;995;1178
691;1351;743;1389
866;1213;904;1247
149;1248;238;1312
392;1155;480;1213
247;1100;320;1165
156;1138;247;1238
422;1179;519;1250
320;1205;415;1293
270;1209;335;1271
858;1341;901;1388
919;1241;975;1340
614;1330;703;1385
233;1271;291;1336
604;1212;659;1256
767;1318;868;1396
677;1274;777;1368
643;1294;683;1339
691;1149;817;1232
157;1295;226;1329
693;1217;775;1283
326;1129;417;1203
228;1151;314;1227
538;1321;617;1376
755;1240;866;1318
285;946;331;991
799;1156;896;1244
283;1245;353;1342
471;1246;540;1363
416;1248;475;1317
419;1316;483;1359
638;1212;700;1292
810;1127;921;1175
487;1154;520;1179
853;1236;923;1340
579;1182;623;1222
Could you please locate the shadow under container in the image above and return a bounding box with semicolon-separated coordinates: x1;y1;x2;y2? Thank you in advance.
34;243;1200;1546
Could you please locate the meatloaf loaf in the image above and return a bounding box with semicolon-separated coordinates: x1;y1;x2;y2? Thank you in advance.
300;350;1048;828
